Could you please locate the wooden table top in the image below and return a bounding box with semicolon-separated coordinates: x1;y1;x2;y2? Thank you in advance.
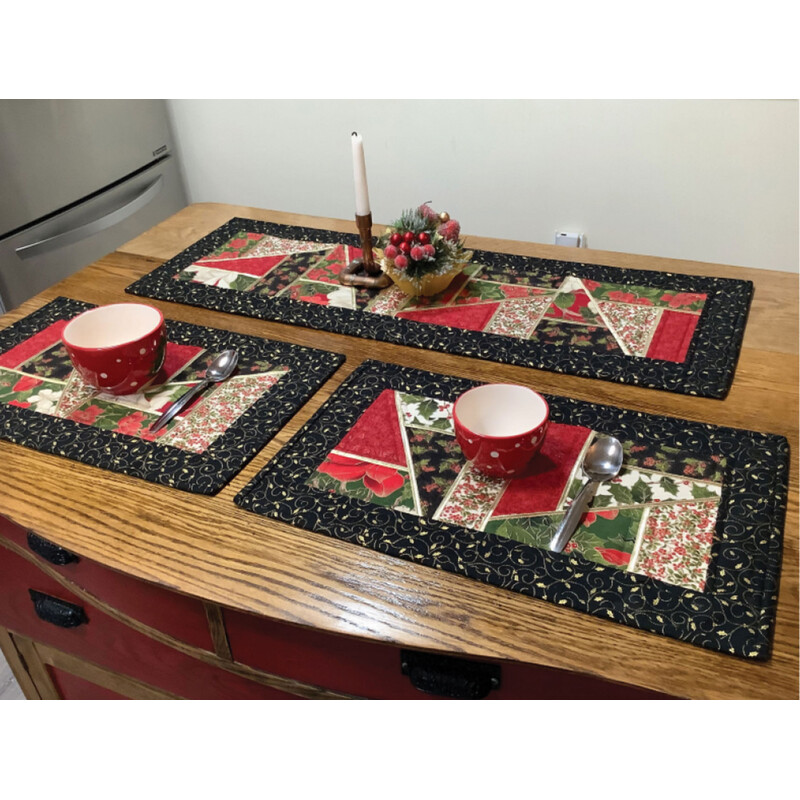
1;203;797;700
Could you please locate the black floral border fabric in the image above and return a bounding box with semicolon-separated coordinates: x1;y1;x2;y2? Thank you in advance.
0;297;344;494
126;218;753;398
235;360;789;660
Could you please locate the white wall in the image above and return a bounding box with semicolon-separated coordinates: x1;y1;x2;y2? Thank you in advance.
166;100;798;273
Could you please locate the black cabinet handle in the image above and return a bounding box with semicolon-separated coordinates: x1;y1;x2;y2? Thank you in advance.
26;532;79;566
401;649;500;699
29;590;88;628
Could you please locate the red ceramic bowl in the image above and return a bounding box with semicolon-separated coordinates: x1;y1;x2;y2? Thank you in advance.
453;383;550;478
62;303;166;395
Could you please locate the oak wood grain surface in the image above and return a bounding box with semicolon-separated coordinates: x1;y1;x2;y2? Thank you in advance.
1;203;797;700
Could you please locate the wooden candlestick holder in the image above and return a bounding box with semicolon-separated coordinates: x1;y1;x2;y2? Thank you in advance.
339;212;391;289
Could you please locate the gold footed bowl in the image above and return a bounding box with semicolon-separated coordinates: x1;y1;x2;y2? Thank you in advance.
381;252;473;298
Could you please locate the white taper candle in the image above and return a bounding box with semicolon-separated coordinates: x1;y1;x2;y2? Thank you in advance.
351;131;371;216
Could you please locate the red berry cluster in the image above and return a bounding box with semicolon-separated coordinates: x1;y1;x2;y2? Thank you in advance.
438;219;461;242
384;229;435;270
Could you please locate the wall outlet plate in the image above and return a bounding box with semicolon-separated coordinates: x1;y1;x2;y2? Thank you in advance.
555;231;582;247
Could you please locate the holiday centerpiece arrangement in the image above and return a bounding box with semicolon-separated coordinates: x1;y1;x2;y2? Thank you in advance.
378;203;472;297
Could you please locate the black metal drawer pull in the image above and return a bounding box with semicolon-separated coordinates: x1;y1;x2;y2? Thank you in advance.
401;649;501;699
26;532;79;566
29;590;88;628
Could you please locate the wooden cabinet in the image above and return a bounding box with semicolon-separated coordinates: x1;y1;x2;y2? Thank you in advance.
1;515;214;651
0;535;295;699
1;514;669;700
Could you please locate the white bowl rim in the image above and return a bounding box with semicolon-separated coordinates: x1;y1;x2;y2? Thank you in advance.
453;383;550;440
62;303;164;351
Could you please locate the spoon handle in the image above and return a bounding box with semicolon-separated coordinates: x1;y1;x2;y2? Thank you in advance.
150;378;211;434
549;480;599;553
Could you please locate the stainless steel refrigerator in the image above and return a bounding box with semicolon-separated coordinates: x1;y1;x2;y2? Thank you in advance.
0;99;187;314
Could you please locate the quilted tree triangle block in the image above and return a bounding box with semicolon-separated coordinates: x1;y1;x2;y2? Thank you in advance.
193;254;288;278
335;388;408;468
542;282;604;326
396;302;502;332
596;301;661;357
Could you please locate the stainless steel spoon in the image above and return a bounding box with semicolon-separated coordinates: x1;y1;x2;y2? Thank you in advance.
549;435;624;553
149;349;239;434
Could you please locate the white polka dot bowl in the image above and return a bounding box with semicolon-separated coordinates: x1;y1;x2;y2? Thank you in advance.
453;383;549;478
61;303;166;395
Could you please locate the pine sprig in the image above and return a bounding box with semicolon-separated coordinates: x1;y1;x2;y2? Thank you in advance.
393;208;431;235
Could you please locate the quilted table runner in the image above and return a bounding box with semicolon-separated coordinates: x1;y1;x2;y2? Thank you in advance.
0;297;343;493
126;218;753;398
235;360;789;659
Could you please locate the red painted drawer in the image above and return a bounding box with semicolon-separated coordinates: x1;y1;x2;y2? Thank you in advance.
225;607;669;699
225;608;430;699
0;514;213;651
0;545;293;699
48;667;129;700
0;514;30;550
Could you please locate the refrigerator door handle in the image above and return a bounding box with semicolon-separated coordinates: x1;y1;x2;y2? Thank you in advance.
14;174;164;260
